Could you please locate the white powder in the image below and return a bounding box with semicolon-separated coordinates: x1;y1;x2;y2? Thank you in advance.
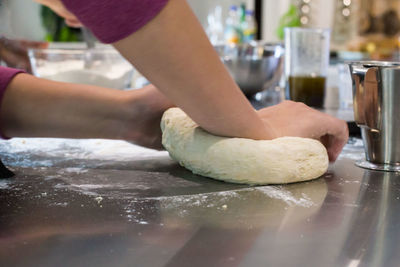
64;168;89;174
52;181;152;199
94;196;103;204
0;180;12;189
120;186;316;224
54;183;99;196
69;184;116;190
338;138;365;160
42;69;131;89
256;186;314;207
37;59;133;89
143;186;314;208
50;202;69;207
0;138;168;167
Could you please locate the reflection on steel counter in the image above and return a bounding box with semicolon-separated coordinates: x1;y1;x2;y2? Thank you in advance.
0;159;14;178
0;138;398;266
335;170;400;266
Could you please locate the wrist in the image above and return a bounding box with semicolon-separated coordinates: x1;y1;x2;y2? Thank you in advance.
259;120;279;140
120;85;174;149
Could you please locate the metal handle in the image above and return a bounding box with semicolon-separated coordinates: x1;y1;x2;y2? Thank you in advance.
350;65;381;131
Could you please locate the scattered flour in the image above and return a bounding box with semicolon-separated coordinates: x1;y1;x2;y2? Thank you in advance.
0;136;337;225
0;138;168;167
64;168;89;174
0;180;12;189
142;186;314;208
94;196;103;204
256;186;314;207
54;183;99;196
121;185;318;224
50;202;69;207
69;184;116;190
338;138;365;161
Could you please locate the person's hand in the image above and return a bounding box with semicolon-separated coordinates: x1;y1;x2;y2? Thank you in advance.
126;84;175;150
258;101;349;162
0;37;48;73
35;0;82;27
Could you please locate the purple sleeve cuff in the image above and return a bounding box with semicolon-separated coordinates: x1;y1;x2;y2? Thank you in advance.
61;0;170;43
0;66;26;140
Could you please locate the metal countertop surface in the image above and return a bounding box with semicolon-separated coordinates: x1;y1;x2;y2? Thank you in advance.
0;137;398;267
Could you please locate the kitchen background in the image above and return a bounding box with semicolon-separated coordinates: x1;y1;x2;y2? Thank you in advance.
0;0;334;42
2;0;400;111
3;0;400;53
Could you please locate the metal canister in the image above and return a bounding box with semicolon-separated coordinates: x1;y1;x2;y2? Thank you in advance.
349;61;400;171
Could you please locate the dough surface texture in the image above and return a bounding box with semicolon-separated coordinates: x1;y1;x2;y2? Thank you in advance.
161;108;329;185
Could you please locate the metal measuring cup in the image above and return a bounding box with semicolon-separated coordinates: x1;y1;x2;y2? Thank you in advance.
349;61;400;171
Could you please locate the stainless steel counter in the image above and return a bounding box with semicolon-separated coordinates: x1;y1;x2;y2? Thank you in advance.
0;138;399;267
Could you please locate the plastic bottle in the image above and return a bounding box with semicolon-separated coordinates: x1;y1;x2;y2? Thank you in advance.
206;5;224;45
239;3;246;24
242;10;257;43
224;5;242;44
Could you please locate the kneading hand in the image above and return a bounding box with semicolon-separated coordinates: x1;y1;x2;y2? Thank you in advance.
258;101;349;162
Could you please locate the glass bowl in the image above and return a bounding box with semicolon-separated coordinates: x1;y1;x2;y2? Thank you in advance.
28;44;134;90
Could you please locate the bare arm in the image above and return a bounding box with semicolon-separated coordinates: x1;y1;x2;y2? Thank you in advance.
113;0;274;140
112;0;348;160
0;74;173;149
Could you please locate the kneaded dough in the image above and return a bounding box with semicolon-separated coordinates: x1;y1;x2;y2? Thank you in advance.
161;108;329;185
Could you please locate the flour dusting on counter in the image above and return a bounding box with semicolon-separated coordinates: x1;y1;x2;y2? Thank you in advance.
0;137;331;227
338;138;364;160
141;186;314;209
0;138;168;167
64;168;89;174
120;185;321;226
256;186;314;207
0;180;12;189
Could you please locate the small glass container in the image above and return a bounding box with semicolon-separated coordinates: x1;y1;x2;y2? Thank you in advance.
284;27;331;108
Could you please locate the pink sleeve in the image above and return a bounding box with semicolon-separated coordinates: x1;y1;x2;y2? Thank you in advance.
0;66;25;139
61;0;170;43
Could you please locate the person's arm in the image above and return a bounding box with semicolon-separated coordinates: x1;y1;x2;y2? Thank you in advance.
0;73;174;149
111;0;348;160
111;0;273;140
35;0;348;161
38;0;273;140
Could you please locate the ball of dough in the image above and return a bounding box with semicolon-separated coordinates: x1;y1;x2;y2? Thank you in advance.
161;108;329;185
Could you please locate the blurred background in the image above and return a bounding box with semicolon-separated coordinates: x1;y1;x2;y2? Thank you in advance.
0;0;333;43
2;0;400;113
2;0;399;58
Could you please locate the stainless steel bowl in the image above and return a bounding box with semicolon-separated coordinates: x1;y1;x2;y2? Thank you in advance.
215;42;284;96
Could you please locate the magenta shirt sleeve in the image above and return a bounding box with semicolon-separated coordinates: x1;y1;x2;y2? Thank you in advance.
0;66;25;139
61;0;170;43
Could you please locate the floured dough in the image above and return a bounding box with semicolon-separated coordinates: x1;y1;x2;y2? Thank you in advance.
161;108;329;185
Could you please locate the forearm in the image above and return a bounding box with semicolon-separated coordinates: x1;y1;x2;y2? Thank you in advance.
0;74;133;139
113;0;275;140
